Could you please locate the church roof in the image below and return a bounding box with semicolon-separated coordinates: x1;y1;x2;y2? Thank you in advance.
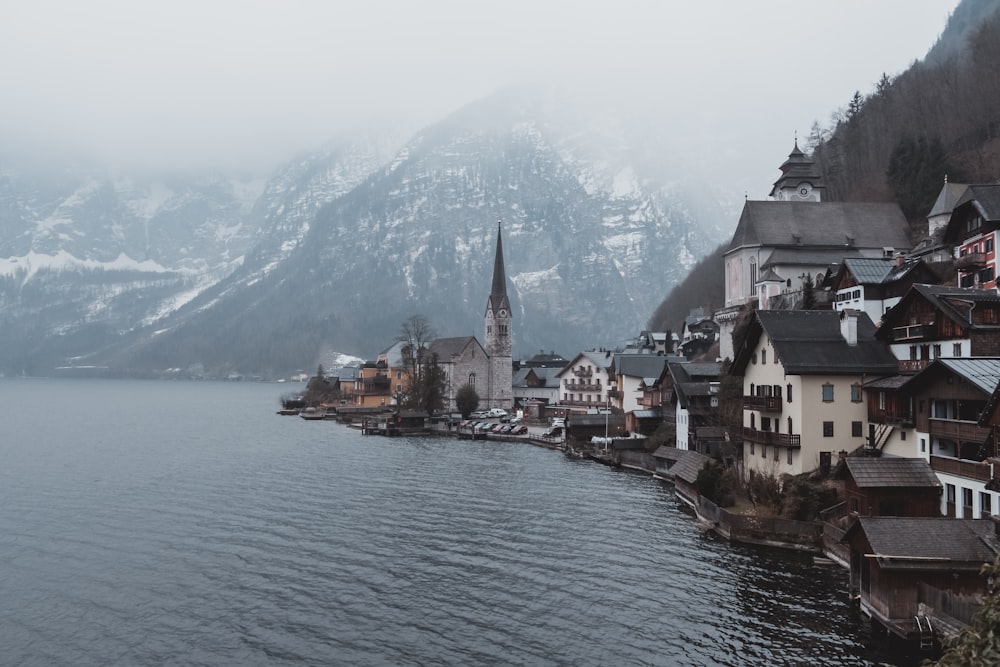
428;336;483;359
728;201;910;253
927;182;969;218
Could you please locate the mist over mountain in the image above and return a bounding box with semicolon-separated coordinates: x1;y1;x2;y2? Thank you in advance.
0;87;729;377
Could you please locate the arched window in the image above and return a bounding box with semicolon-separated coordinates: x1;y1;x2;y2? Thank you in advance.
468;373;476;388
749;258;757;295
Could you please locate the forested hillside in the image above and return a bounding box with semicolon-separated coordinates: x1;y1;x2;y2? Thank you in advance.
810;0;1000;222
648;0;1000;334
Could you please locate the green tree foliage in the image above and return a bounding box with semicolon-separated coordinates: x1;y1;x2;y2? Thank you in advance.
931;553;1000;666
695;461;735;507
455;383;480;418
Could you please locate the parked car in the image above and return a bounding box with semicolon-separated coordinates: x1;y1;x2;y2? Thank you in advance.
490;423;505;433
498;424;513;433
511;425;528;435
487;408;508;418
470;410;489;419
550;418;565;428
542;426;563;438
508;416;522;425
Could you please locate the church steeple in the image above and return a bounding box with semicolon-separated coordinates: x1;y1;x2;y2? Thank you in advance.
484;218;512;409
488;219;511;315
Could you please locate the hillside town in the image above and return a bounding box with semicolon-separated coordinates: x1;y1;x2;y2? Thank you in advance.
289;145;1000;654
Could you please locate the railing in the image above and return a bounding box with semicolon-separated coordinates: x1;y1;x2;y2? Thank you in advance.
743;395;782;412
898;359;930;373
741;427;801;448
868;408;914;426
573;368;593;377
565;382;602;391
930;455;995;482
607;389;622;398
892;323;934;341
928;418;991;445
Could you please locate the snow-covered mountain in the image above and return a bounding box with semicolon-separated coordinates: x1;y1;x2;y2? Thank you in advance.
0;89;730;377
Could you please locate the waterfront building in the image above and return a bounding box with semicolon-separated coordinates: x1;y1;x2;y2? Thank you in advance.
666;361;723;453
829;256;938;325
840;457;941;518
556;350;615;410
732;309;897;479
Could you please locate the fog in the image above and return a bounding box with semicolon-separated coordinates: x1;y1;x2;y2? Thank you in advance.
1;0;959;195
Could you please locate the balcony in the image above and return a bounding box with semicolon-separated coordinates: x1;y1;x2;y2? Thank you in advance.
743;395;782;413
573;368;593;377
565;382;602;391
741;427;801;448
892;323;934;342
898;359;930;373
868;408;914;427
930;455;998;483
607;388;622;398
928;418;991;445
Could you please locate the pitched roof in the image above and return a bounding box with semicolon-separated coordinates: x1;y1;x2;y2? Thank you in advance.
671;450;711;484
487;223;511;314
879;284;1000;336
614;354;669;379
733;310;898;376
839;257;920;286
844;517;998;569
927;182;969;218
954;183;1000;221
931;358;1000;394
652;445;685;461
428;336;482;359
728;201;910;252
844;457;941;488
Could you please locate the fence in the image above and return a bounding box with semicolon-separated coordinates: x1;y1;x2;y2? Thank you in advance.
618;450;655;472
696;495;823;550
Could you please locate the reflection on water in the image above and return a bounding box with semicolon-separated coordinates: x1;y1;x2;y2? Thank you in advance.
0;379;921;665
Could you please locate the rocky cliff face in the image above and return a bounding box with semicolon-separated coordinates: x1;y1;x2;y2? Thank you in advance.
1;91;727;377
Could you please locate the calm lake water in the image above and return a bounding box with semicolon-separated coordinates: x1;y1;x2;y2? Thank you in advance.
0;378;920;666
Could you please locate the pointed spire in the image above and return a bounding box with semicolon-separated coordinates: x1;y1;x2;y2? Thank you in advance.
490;217;508;301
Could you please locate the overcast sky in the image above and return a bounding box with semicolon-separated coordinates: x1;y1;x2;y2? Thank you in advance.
1;0;960;193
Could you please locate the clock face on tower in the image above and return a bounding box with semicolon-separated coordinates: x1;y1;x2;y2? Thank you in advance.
499;309;506;317
798;184;811;198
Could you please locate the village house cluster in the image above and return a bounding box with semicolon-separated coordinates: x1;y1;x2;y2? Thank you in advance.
309;145;1000;649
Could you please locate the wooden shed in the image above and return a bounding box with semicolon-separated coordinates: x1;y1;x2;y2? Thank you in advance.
842;457;942;517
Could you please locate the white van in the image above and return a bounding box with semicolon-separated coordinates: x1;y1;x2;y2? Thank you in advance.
487;408;507;418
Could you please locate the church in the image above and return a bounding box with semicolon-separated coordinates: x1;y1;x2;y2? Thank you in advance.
425;222;514;412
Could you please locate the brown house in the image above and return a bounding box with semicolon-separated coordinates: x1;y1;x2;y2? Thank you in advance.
842;457;941;517
843;517;998;642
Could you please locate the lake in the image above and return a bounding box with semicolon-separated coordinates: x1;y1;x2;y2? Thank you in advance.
0;378;920;665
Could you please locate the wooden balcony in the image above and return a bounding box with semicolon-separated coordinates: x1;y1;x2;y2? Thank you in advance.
867;408;914;427
573;367;593;377
741;427;801;448
743;395;782;413
607;388;622;398
892;323;934;342
897;359;930;373
565;382;602;391
930;455;997;483
928;418;990;444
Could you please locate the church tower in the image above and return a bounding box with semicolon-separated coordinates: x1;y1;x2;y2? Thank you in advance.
769;140;825;201
485;220;513;409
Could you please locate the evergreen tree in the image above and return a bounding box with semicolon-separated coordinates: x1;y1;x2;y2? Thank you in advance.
455;383;480;418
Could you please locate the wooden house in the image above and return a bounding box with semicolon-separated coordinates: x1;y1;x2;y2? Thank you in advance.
841;457;941;518
941;184;1000;289
843;516;998;643
669;449;711;507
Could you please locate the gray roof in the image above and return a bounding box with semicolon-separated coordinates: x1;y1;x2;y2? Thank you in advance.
864;375;910;390
695;426;727;440
761;248;865;270
933;358;1000;394
954;183;1000;221
733;310;898;376
840;257;918;285
845;457;941;489
652;445;685;461
614;354;669;379
845;517;998;569
880;284;1000;336
632;409;662;419
512;366;560;388
927;182;969;218
728;201;910;252
671;450;711;484
428;336;482;359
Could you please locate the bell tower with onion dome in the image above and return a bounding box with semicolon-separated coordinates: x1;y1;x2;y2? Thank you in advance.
484;219;513;409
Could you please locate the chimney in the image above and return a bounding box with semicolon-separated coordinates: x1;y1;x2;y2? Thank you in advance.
840;309;859;346
895;252;905;268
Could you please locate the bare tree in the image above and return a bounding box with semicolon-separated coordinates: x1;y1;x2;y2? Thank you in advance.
398;314;438;409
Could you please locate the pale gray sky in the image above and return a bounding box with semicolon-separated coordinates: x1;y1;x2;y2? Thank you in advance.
1;0;960;193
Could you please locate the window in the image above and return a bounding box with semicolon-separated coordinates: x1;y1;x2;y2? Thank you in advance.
933;344;941;359
823;421;834;437
762;417;771;432
901;431;906;441
850;384;862;402
774;445;779;461
946;484;956;504
954;343;962;357
750;441;755;455
852;421;863;437
787;447;793;465
981;492;992;518
761;349;767;364
909;345;917;361
468;373;476;388
752;352;757;365
787;384;793;403
988;238;995;254
762;445;767;458
962;488;974;514
822;384;834;402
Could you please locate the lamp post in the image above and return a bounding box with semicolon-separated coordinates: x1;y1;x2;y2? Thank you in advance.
604;396;610;450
